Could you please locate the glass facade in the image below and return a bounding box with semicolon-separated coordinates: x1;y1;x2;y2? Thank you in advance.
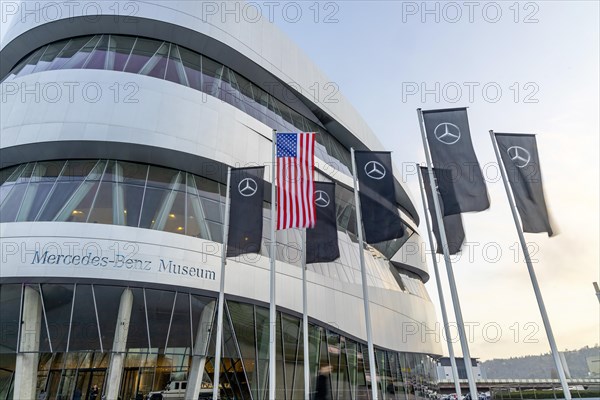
0;282;438;400
0;160;428;299
2;34;352;175
0;160;226;239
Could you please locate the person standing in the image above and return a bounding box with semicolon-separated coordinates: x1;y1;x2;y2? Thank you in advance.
89;384;99;400
314;365;332;400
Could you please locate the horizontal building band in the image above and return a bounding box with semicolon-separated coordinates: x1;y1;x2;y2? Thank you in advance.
3;34;352;175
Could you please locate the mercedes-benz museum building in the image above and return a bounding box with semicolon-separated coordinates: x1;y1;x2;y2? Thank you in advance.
0;2;442;399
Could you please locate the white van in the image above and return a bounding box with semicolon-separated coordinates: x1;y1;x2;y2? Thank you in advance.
146;381;217;400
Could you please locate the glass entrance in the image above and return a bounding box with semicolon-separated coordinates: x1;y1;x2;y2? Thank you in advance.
41;353;108;400
45;368;106;400
120;367;155;400
75;369;106;400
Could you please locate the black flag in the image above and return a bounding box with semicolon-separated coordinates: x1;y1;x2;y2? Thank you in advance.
306;182;340;263
422;108;490;215
227;167;265;257
420;167;465;254
354;151;404;244
494;133;553;236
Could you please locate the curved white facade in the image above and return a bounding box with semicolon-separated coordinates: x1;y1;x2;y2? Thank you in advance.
0;2;441;400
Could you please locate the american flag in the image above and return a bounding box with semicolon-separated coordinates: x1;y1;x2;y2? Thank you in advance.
276;132;316;230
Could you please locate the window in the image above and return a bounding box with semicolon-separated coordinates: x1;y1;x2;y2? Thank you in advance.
4;34;353;173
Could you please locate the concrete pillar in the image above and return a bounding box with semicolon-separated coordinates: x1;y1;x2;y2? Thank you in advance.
104;288;134;400
185;300;216;400
14;285;43;400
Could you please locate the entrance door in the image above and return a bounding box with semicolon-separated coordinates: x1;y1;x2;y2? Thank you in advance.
74;369;106;400
120;368;139;400
120;367;156;400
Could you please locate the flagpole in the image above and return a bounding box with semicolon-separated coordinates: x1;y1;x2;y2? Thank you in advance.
489;130;572;400
269;129;278;400
302;229;310;400
417;108;479;400
416;165;462;397
212;167;232;400
351;147;379;400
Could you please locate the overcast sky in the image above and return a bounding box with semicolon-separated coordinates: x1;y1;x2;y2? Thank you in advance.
1;1;598;363
272;1;599;361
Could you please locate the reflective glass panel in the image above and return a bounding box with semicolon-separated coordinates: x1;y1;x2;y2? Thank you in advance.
125;288;150;351
165;292;192;351
40;284;75;352
17;182;55;222
48;37;93;70
140;42;169;79
190;294;212;353
202;56;223;96
93;285;124;351
186;183;211;240
122;183;145;227
61;35;101;69
124;37;162;74
120;161;148;186
0;165;22;185
145;289;175;351
14;47;45;77
87;181;118;225
59;160;99;182
33;40;70;73
36;181;81;221
56;180;101;223
0;285;21;353
147;166;182;190
139;187;166;229
281;314;300;400
0;184;27;222
15;163;34;184
161;190;186;234
83;34;110;69
68;285;101;351
179;46;202;91
165;44;187;85
108;35;137;71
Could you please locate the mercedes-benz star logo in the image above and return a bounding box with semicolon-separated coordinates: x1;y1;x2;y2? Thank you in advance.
364;161;386;180
433;122;461;145
314;190;330;208
507;146;531;168
238;178;258;197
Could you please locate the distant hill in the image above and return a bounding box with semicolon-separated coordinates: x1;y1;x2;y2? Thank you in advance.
481;346;600;379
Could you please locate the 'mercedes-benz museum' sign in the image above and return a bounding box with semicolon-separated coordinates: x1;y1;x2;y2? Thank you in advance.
29;250;215;280
1;237;219;286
